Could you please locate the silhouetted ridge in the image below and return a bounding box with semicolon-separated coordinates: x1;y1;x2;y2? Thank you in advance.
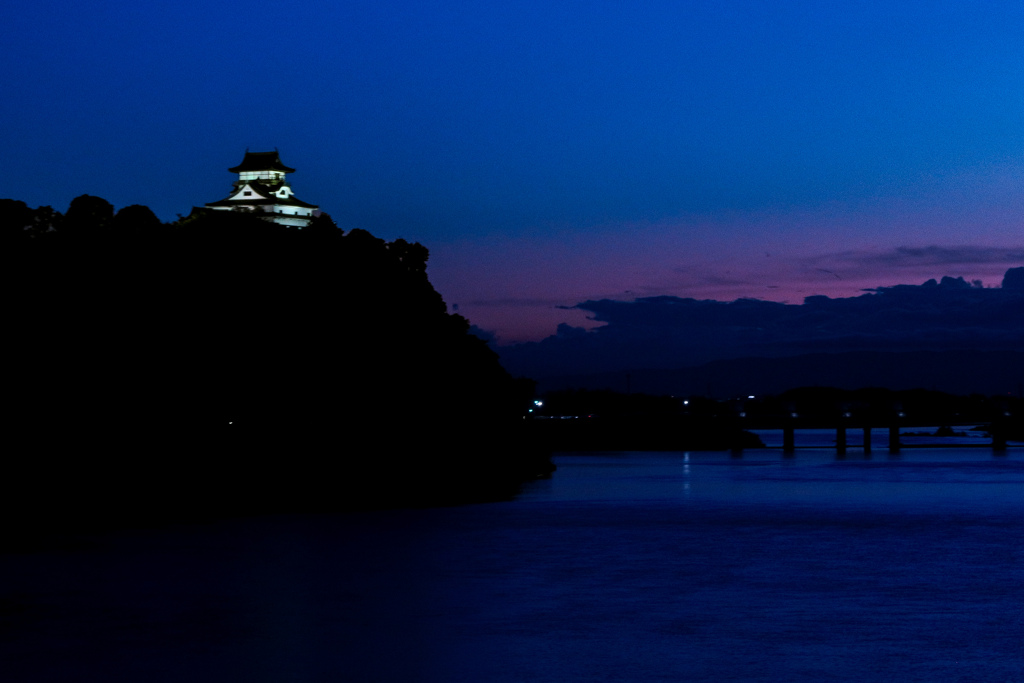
3;197;549;535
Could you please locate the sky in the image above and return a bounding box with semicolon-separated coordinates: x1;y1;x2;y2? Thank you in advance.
4;0;1024;344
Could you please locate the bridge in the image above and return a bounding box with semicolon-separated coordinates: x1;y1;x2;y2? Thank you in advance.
732;411;1019;454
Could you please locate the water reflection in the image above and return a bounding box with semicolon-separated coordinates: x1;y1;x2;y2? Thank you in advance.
682;451;691;498
526;449;1024;510
1;449;1022;683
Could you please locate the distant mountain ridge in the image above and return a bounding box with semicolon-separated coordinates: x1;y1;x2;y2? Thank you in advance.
534;350;1024;398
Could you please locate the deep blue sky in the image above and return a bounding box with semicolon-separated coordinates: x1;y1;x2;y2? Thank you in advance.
4;1;1024;341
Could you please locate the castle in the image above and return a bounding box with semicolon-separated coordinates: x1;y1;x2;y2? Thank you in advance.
205;150;318;228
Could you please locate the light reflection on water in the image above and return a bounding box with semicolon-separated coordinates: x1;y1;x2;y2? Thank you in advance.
521;448;1024;511
1;449;1023;682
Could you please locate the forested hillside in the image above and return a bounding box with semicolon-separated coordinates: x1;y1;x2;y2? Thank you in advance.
3;196;549;531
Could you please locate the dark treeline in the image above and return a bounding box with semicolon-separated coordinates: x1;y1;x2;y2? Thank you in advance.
3;196;550;535
529;390;764;451
531;386;1023;450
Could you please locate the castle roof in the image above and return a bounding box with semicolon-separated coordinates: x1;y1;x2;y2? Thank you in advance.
228;151;296;174
205;181;318;209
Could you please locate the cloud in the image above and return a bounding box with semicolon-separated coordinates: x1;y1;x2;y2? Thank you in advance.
497;268;1024;380
818;245;1024;268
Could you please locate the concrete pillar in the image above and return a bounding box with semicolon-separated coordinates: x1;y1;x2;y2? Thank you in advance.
992;420;1008;453
836;425;846;455
783;425;795;454
888;424;901;453
862;427;872;454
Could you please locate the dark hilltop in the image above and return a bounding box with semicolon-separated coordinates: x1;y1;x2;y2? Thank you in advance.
3;195;551;539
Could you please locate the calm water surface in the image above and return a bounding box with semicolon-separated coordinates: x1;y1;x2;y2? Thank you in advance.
2;448;1023;682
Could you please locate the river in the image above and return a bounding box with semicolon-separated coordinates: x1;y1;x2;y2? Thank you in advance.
1;444;1022;682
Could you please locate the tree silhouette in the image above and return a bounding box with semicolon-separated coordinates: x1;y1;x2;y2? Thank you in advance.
0;198;33;242
112;204;162;235
4;196;549;526
305;211;341;235
63;194;114;237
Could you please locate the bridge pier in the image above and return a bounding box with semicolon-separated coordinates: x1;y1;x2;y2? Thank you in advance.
783;425;795;453
992;420;1008;452
836;425;846;455
888;424;901;453
862;427;872;454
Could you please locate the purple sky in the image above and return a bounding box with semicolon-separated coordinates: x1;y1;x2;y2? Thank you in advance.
4;1;1024;343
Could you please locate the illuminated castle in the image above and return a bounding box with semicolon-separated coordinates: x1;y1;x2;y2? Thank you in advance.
205;150;318;228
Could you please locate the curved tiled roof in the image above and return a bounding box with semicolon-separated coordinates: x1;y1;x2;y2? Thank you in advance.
228;151;296;174
205;181;318;209
205;197;318;209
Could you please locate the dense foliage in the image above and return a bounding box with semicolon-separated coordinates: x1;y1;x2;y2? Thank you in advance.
3;197;547;527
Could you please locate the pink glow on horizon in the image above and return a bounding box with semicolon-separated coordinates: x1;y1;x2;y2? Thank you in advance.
428;198;1024;344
